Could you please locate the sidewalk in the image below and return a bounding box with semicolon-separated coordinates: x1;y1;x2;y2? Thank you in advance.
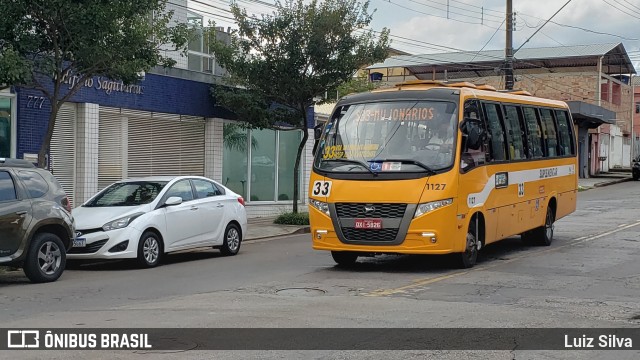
578;171;633;190
245;216;310;241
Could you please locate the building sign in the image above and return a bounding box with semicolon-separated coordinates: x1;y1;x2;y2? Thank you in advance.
62;73;144;95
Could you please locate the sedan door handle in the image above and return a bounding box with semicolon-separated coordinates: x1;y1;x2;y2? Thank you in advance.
15;211;27;216
190;206;199;211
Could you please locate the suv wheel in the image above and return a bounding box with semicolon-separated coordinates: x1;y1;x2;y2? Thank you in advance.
23;233;66;283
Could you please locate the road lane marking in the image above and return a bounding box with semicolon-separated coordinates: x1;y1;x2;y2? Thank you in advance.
365;220;640;297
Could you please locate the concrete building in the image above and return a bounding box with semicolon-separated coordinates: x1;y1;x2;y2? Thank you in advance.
365;43;637;177
1;1;313;218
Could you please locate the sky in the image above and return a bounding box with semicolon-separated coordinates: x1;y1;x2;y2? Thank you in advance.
187;0;640;71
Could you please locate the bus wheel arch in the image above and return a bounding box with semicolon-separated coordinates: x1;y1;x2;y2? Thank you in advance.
456;212;485;269
522;197;556;246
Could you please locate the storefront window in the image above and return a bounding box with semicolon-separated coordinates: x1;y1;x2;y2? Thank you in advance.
222;123;249;198
222;123;303;203
278;131;301;201
250;129;276;201
0;97;11;158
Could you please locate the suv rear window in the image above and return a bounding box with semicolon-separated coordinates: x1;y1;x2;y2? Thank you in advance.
18;170;49;198
0;171;17;201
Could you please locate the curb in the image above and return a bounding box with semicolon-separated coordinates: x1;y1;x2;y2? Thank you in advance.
593;177;632;187
244;226;310;242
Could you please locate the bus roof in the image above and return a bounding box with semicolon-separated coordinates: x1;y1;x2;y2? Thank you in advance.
364;80;569;109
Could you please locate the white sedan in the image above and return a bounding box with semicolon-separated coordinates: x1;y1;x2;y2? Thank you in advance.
70;176;248;267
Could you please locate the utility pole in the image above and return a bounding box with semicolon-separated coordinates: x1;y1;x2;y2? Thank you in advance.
504;0;514;90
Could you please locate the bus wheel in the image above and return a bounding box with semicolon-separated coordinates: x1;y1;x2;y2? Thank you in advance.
522;206;555;246
331;251;358;267
457;224;479;268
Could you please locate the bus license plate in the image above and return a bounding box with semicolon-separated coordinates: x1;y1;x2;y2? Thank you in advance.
354;218;382;229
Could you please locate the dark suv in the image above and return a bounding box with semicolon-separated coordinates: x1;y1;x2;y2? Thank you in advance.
0;158;74;282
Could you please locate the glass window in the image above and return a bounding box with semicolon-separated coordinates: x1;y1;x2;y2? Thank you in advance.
277;130;301;201
503;105;526;160
222;123;249;198
165;180;194;202
555;110;575;156
192;179;222;198
483;103;507;161
85;181;167;207
0;97;11;158
250;129;276;201
522;107;544;158
314;101;459;173
18;171;49;198
539;109;559;157
0;171;17;202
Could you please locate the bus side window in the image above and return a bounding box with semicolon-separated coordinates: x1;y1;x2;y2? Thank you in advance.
482;102;507;162
555;110;575;156
539;108;559;157
522;107;544;158
503;105;526;160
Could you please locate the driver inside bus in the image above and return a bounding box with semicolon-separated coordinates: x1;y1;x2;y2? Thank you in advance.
426;121;453;151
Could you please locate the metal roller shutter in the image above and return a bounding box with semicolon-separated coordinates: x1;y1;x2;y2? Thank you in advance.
98;108;124;189
127;113;205;177
50;103;76;207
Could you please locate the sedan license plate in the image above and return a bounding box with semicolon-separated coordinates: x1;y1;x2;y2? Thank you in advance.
73;238;86;248
354;218;382;229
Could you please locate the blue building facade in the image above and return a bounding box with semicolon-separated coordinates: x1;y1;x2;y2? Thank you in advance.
4;73;314;217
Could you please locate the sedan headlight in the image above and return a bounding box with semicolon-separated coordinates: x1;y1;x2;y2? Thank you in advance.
414;199;453;218
309;198;330;216
102;213;144;231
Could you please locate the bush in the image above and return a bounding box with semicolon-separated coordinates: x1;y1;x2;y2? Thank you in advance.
274;212;309;225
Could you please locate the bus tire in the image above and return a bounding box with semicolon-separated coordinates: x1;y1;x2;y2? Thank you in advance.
523;206;555;246
331;251;358;267
456;221;479;268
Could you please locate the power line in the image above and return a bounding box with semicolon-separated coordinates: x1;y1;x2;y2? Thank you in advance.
404;0;503;23
384;0;496;26
620;0;640;13
471;19;505;62
603;0;640;18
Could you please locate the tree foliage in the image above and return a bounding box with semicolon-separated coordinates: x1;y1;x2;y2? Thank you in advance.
209;0;390;212
0;0;191;167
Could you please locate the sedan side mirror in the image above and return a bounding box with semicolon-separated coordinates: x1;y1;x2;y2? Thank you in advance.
164;196;183;207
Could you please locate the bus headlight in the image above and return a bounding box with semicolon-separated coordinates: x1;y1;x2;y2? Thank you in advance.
414;199;453;218
309;198;330;216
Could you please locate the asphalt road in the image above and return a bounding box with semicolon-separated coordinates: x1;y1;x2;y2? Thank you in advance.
2;182;640;359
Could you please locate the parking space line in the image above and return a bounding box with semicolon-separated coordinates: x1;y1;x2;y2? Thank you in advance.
365;220;640;297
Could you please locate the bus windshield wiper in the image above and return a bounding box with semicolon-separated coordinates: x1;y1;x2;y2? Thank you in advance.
322;158;377;176
373;159;436;175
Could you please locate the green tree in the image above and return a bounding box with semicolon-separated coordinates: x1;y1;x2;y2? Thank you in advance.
209;0;389;212
0;0;191;167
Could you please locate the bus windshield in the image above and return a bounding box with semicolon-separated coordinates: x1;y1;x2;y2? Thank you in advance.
315;101;458;174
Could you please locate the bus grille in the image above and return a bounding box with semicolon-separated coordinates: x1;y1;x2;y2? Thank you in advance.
341;228;399;242
335;203;407;218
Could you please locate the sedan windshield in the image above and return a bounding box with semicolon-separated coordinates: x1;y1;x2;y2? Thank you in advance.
315;101;458;173
84;181;168;207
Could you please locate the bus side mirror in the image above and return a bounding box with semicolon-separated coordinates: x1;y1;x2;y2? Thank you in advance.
461;118;484;150
312;124;324;155
314;124;324;139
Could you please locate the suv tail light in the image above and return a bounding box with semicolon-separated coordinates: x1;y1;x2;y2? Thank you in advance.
61;196;72;212
237;196;245;206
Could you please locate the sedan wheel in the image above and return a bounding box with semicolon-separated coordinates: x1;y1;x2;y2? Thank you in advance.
220;223;242;256
137;231;162;268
